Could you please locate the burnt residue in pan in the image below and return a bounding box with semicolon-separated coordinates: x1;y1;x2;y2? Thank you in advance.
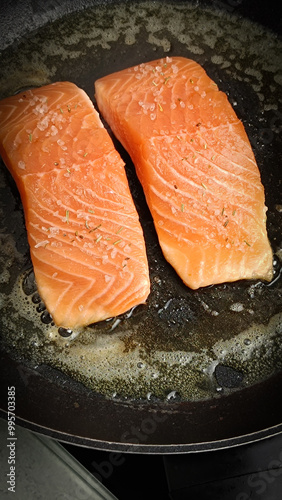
0;1;282;401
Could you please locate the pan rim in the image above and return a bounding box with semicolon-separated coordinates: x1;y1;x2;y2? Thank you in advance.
1;410;282;454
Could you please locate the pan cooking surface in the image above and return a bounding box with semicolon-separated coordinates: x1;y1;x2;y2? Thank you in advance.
0;0;282;449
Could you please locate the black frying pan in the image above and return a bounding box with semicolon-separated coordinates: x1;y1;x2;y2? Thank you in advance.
0;0;282;453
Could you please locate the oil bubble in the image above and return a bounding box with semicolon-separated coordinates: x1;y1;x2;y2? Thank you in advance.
41;310;53;324
32;293;41;304
58;327;73;338
36;302;46;313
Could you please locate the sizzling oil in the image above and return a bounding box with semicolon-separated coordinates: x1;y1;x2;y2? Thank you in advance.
0;0;282;401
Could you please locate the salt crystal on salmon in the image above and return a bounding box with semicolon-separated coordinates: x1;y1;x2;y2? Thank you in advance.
0;82;150;328
95;56;273;289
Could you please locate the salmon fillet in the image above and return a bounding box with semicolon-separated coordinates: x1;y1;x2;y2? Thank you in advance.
0;82;150;328
95;56;273;289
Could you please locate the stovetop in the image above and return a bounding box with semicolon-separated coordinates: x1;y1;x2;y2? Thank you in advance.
61;432;282;499
1;417;282;499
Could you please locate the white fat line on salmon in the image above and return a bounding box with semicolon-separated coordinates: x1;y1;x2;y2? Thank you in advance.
84;270;135;308
157;220;222;247
149;160;228;214
2;97;48;127
194;247;208;285
31;236;133;269
29;209;79;234
29;218;141;267
56;277;97;321
152;126;257;172
65;274;116;314
165;133;262;191
49;89;79;112
101;274;149;310
35;265;75;311
109;279;149;310
29;232;103;263
84;175;135;203
63;182;131;207
153;210;207;244
200;149;262;189
150;155;212;195
33;166;132;210
32;246;135;315
151;150;263;220
28;182;140;232
152;203;255;248
175;152;263;209
149;184;212;225
195;133;260;174
62;185;139;220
